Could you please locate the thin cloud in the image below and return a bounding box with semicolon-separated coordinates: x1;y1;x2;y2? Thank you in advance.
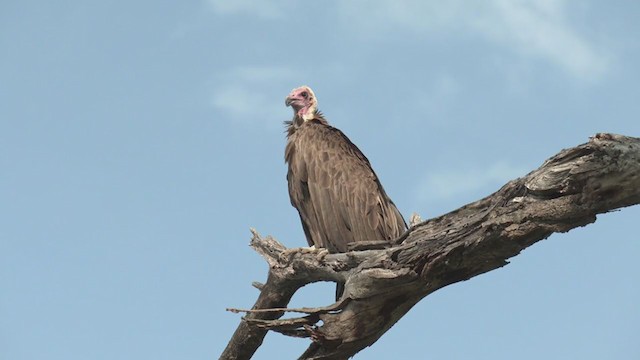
417;161;527;201
338;0;609;81
211;66;300;127
479;0;608;80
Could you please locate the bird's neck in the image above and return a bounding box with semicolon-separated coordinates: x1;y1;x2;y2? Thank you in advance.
297;105;316;121
286;110;327;137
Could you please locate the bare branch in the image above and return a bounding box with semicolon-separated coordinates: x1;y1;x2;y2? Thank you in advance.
221;133;640;360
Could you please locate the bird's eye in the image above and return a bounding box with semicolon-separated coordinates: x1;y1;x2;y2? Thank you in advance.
301;91;308;98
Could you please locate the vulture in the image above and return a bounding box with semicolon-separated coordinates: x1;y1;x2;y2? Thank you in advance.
284;85;406;298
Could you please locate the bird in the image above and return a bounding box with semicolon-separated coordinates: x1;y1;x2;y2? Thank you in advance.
284;85;407;299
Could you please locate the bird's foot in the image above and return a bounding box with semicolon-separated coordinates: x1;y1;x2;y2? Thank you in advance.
314;247;329;261
281;246;328;262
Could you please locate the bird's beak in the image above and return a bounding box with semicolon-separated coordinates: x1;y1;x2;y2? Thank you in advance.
285;96;294;107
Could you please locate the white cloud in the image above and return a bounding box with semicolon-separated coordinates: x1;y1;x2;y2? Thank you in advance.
211;66;300;127
417;161;527;201
480;0;608;80
338;0;609;81
207;0;290;19
211;85;260;118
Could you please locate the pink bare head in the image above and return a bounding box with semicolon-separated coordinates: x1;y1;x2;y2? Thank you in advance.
285;85;317;121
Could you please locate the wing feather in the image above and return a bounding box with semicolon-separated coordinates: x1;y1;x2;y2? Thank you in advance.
287;119;406;253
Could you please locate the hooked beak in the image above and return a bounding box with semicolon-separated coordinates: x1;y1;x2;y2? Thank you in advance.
285;96;293;107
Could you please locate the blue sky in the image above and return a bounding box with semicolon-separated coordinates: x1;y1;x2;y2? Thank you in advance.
1;1;639;359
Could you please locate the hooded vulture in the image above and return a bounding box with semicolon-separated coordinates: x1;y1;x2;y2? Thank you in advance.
284;85;406;298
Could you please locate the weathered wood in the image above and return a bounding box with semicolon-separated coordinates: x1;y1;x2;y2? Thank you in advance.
220;133;640;360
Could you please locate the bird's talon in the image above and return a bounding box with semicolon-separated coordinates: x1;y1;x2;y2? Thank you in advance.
316;248;329;261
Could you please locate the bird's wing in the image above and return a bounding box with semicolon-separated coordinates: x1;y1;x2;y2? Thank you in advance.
288;121;406;252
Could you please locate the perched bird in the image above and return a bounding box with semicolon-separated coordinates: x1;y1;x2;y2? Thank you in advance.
284;85;406;298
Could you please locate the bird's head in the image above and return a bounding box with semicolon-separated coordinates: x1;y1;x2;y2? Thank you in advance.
285;85;317;121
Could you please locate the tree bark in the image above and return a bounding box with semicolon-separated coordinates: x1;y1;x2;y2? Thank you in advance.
220;133;640;360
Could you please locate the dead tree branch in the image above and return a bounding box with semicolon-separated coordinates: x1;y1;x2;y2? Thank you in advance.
220;133;640;360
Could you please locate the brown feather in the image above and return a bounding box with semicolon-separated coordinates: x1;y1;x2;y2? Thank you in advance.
286;111;406;254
